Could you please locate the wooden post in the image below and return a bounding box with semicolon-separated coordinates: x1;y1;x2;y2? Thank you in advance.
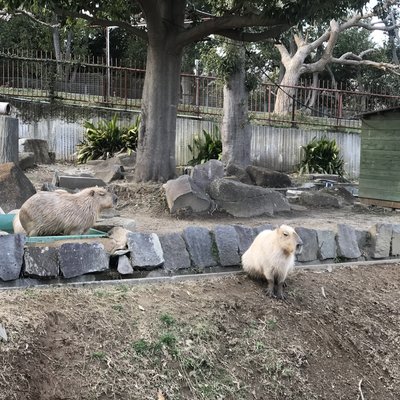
0;116;19;164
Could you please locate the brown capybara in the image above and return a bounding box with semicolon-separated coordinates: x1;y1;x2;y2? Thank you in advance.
241;224;303;299
12;211;26;234
18;187;117;236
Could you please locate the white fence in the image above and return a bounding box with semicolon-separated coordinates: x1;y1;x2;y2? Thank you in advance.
15;108;360;179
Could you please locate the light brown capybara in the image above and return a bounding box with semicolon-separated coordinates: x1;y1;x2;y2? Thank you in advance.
18;187;117;236
12;211;26;234
241;224;303;299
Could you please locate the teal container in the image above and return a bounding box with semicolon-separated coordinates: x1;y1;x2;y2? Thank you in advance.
0;214;107;243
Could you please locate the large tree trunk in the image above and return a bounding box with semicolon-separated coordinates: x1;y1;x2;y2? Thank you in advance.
135;44;182;182
221;44;251;168
274;66;302;115
134;0;185;182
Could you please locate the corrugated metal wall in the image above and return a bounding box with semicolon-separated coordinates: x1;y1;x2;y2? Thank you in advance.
17;112;360;178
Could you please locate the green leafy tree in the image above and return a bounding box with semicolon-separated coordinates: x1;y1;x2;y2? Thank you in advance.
0;0;370;182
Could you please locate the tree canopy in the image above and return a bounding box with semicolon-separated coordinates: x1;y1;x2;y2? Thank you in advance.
0;0;372;182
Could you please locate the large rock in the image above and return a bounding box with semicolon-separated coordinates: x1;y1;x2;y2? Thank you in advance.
0;163;36;213
92;157;125;183
159;232;191;271
18;152;36;170
369;223;393;259
299;191;342;208
24;245;59;278
295;227;318;262
163;175;212;214
391;225;400;256
213;225;241;267
59;242;110;279
233;225;256;255
336;224;361;259
182;226;218;268
209;178;291;217
316;230;337;260
127;232;164;270
0;234;26;281
19;138;51;164
246;166;292;188
191;159;224;192
225;163;253;185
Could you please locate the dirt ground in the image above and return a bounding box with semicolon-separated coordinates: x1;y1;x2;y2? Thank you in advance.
0;263;399;400
0;164;399;399
23;162;400;234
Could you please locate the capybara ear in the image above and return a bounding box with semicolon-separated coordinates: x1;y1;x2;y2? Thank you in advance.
90;189;95;196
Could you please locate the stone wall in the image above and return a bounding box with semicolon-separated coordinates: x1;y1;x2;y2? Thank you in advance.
1;222;399;288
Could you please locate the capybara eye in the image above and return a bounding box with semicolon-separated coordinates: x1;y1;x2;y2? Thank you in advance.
283;232;288;236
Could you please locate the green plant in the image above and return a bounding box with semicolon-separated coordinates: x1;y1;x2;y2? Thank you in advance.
77;114;140;164
298;136;345;176
187;126;222;166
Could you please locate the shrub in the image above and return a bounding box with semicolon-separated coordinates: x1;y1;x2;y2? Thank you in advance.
298;136;345;176
77;114;140;164
187;126;222;166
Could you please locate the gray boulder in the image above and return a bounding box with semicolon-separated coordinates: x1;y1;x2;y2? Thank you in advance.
24;245;59;278
209;178;291;217
159;232;191;271
92;157;125;183
127;232;164;270
0;234;26;281
116;152;136;168
19;138;51;164
225;163;253;185
299;191;342;208
163;175;212;214
336;224;361;259
191;159;224;192
18;152;36;170
213;225;241;267
0;162;36;213
369;223;393;259
246;166;292;188
295;227;319;262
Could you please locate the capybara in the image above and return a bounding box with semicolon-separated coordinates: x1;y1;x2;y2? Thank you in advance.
12;211;26;234
18;187;117;236
241;225;303;299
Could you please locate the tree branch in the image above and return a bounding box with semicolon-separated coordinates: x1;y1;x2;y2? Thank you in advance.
176;14;289;48
0;9;60;28
215;25;289;42
332;57;400;76
53;7;148;40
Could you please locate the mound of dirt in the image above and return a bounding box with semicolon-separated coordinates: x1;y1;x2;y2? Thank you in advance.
0;263;399;399
22;163;400;235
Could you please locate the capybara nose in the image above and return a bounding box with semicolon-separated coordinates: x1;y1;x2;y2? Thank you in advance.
112;194;118;205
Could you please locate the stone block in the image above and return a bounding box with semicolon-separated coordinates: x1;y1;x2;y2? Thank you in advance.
57;175;106;190
213;225;240;267
233;225;256;255
159;232;191;271
391;224;400;256
127;232;164;270
369;223;393;259
253;224;275;235
18;138;51;164
316;230;337;260
94;217;136;233
191;159;224;192
182;226;218;269
246;165;292;188
117;255;134;275
295;227;318;262
0;234;25;281
356;229;370;257
59;242;110;279
24;245;59;278
336;224;361;259
209;178;290;218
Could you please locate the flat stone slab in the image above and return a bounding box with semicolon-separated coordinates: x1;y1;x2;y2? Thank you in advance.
182;226;217;268
0;234;26;281
127;232;164;270
24;245;59;277
59;242;110;279
159;232;191;271
391;224;400;256
336;224;361;259
57;175;107;190
117;255;134;275
213;225;240;267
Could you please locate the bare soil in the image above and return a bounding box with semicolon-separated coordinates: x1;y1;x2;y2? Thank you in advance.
23;163;400;234
0;263;399;400
0;163;396;399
